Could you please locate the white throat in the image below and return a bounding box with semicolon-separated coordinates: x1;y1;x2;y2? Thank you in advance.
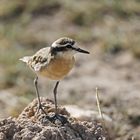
56;50;76;59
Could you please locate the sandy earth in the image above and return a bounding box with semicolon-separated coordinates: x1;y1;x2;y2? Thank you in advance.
56;49;140;139
0;1;139;139
0;98;107;140
0;47;140;139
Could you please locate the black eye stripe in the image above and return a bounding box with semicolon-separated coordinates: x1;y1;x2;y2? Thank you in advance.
54;47;67;51
66;44;72;48
51;44;73;52
51;47;66;55
51;45;75;55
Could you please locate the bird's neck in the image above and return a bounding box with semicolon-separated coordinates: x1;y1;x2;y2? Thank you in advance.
55;52;75;60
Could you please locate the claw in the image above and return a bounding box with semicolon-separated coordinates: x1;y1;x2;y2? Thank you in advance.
36;104;47;115
49;114;68;125
41;113;68;125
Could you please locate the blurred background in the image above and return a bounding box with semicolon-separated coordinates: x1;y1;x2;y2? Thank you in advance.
0;0;140;139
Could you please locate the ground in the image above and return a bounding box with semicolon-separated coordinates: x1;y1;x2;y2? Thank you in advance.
0;98;107;140
0;0;140;139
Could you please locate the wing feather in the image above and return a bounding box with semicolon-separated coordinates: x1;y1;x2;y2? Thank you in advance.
30;47;53;71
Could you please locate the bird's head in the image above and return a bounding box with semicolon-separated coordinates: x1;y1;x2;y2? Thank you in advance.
51;37;89;58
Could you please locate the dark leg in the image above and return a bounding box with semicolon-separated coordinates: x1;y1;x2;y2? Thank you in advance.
34;76;47;115
40;80;68;124
53;81;60;115
48;81;68;124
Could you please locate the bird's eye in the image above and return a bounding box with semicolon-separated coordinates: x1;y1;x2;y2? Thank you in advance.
66;45;72;48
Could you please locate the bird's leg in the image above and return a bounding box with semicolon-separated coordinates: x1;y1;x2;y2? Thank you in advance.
34;76;47;115
53;81;60;115
34;79;67;124
48;81;68;124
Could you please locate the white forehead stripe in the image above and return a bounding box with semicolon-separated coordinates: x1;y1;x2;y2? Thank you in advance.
51;37;75;48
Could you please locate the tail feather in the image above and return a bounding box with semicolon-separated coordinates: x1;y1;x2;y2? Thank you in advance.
19;56;31;63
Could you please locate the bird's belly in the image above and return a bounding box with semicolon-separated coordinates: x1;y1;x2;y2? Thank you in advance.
39;57;75;80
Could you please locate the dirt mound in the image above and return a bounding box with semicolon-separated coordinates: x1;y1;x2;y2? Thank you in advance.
0;98;108;140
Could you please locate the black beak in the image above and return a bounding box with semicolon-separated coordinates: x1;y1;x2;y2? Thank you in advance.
75;47;90;54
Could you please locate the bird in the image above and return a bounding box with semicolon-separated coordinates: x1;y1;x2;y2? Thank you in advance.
20;37;89;121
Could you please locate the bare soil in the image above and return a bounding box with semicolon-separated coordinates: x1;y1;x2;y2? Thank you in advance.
0;98;107;140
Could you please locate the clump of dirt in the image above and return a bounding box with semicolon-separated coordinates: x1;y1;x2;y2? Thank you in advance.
0;98;108;140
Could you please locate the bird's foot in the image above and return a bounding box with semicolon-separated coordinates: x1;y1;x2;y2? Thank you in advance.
50;114;68;124
37;103;47;115
43;113;68;125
